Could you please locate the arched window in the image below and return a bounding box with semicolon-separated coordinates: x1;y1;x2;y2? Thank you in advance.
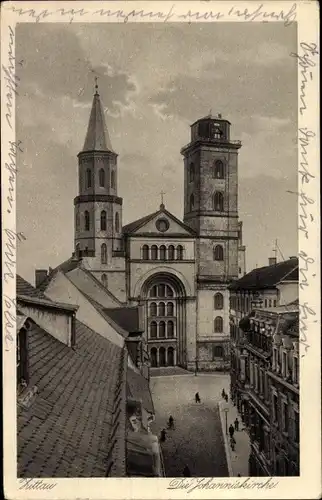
158;302;165;316
214;293;224;310
214;160;224;179
213;345;224;358
150;302;157;316
168;245;175;260
160;245;166;260
101;274;107;287
159;347;166;366
190;193;195;212
99;168;105;187
101;243;107;264
214;316;223;333
158;284;166;297
100;210;107;231
150;321;157;339
84;211;90;231
166;286;174;297
149;286;157;298
167;347;174;366
115;213;120;233
213;192;224;211
111;170;116;189
75;212;80;231
151;245;158;260
213;245;224;261
167;321;174;338
150;348;157;367
189;163;195;182
167;302;174;316
159;322;166;338
86;168;92;188
176;245;183;260
142;245;149;260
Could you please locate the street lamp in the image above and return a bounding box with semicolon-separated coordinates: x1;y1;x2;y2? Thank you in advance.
223;402;229;435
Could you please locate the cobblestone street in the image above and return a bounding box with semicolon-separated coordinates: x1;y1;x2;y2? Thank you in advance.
150;373;230;477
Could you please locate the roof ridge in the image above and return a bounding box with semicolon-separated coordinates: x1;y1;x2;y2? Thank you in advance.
123;210;160;234
80;267;124;306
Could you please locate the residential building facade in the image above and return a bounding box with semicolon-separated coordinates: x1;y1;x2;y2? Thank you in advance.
229;257;299;476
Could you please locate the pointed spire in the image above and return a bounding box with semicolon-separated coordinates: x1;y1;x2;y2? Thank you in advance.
82;79;114;153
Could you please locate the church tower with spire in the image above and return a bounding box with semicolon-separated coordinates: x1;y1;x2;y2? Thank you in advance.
74;82;126;301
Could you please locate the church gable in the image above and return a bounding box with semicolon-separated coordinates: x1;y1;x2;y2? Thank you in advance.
125;208;196;237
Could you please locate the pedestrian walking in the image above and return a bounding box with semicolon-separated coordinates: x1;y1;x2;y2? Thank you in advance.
237;473;241;477
160;428;166;442
168;415;174;429
230;436;236;451
234;417;239;431
221;389;226;399
224;394;228;402
195;392;201;403
183;465;191;477
229;424;235;438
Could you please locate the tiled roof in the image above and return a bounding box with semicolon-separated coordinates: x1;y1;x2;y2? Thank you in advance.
229;258;299;290
37;257;80;292
17;319;125;477
103;307;142;334
17;275;50;300
127;368;154;414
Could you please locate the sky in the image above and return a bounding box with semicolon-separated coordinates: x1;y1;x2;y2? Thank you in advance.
16;22;298;284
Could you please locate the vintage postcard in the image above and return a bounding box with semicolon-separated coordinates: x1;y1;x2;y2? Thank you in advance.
1;1;320;499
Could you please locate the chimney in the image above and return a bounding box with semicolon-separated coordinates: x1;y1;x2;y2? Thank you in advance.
35;269;48;287
268;257;277;266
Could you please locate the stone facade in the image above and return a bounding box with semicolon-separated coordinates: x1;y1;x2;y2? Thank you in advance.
71;92;245;371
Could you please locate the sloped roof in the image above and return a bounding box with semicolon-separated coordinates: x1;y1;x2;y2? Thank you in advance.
123;206;196;236
37;257;80;292
127;368;154;415
229;258;299;290
82;90;114;153
122;210;160;234
17;275;50;300
17;319;125;477
16;311;31;334
67;267;122;307
37;258;122;307
104;307;142;334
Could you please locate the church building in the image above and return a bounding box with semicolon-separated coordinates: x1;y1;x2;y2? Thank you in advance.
40;82;246;372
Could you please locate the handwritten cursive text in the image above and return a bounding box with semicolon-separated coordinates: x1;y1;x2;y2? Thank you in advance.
290;42;319;116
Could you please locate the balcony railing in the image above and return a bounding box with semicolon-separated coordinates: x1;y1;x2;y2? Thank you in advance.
181;136;242;151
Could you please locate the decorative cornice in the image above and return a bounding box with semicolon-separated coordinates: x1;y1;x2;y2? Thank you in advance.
74;194;123;205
